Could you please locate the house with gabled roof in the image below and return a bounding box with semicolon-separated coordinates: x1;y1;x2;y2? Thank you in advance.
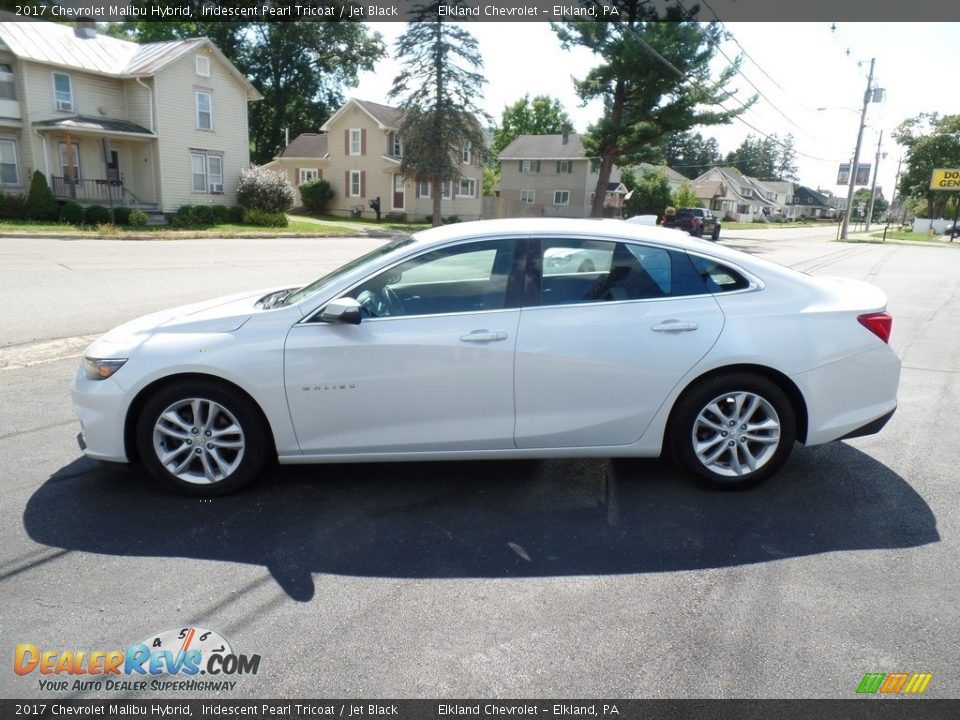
0;18;260;214
497;133;626;218
634;162;689;191
264;98;483;221
693;166;777;221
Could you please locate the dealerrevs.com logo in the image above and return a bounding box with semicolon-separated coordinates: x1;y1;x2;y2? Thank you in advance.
14;626;260;693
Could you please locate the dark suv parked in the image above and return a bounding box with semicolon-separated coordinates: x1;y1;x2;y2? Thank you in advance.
663;207;721;241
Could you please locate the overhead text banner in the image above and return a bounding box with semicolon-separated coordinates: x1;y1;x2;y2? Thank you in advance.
2;700;960;720
2;0;959;22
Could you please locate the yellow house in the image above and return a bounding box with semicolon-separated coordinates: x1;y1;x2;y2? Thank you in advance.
265;98;483;222
0;19;260;215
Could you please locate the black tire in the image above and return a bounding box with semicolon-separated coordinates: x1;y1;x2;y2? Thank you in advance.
578;259;595;273
136;379;269;496
711;225;721;241
691;224;704;238
669;373;796;489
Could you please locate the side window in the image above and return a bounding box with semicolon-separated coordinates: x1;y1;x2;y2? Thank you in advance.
539;240;707;305
345;239;516;319
689;255;752;293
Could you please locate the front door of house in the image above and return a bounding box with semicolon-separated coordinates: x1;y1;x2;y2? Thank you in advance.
392;174;404;210
105;149;120;182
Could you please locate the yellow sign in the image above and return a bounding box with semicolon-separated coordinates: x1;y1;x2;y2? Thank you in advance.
929;168;960;190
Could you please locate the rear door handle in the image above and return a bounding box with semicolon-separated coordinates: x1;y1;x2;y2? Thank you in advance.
652;320;699;333
460;330;508;343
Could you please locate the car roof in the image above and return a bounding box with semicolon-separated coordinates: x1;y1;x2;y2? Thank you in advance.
411;217;708;253
408;217;799;285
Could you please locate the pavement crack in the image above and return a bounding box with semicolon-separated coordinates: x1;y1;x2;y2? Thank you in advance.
0;418;77;441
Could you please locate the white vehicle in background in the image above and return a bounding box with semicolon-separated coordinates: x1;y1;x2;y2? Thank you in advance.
72;218;900;496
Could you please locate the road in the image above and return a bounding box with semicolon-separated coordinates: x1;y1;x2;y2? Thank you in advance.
1;226;958;700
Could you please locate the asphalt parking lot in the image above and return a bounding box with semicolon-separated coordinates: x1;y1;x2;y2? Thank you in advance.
1;229;958;700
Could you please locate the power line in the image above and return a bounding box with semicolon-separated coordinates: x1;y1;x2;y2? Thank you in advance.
620;24;838;163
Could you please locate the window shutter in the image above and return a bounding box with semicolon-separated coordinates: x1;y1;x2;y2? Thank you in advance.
344;130;349;155
556;161;561;174
344;171;349;196
568;162;573;174
361;129;367;156
519;161;524;173
360;171;366;197
318;169;322;180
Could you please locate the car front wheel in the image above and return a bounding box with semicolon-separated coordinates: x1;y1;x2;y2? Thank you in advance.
711;225;721;241
669;373;796;489
136;380;269;495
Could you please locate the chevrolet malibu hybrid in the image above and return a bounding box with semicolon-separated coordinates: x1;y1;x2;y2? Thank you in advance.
72;218;901;495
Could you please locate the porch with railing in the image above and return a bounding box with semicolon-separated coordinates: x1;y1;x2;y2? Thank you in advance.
51;177;151;207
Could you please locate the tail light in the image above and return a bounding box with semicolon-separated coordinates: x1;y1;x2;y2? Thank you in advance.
858;312;892;344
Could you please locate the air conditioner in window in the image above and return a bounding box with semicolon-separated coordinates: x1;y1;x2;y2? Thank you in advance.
209;183;224;193
56;99;73;112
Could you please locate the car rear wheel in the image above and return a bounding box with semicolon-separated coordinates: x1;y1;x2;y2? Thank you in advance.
669;373;796;489
711;225;721;241
136;380;268;496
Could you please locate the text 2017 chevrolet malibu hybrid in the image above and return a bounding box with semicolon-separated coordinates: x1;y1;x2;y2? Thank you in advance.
72;218;900;495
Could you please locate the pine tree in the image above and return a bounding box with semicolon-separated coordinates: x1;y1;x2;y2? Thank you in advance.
389;1;490;226
25;171;59;221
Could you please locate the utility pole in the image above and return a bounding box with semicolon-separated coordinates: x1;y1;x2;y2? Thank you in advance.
890;155;903;224
841;58;875;241
865;129;883;232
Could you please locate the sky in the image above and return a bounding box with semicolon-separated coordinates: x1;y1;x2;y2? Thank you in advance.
352;21;960;201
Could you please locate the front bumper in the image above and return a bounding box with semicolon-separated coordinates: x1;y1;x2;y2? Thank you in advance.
71;364;130;463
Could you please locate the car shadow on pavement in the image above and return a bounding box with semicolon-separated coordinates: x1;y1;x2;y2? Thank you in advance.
24;442;937;601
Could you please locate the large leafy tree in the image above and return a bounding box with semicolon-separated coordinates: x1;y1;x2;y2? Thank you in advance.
492;95;575;158
109;20;384;164
620;166;672;217
663;131;721;179
852;188;889;223
553;2;752;217
389;1;490;227
893;113;960;218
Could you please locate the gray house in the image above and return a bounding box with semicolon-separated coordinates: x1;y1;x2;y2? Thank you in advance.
498;133;626;218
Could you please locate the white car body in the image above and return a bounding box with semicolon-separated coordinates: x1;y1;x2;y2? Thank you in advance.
72;218;900;493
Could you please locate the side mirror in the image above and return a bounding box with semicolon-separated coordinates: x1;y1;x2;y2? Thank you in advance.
319;297;362;325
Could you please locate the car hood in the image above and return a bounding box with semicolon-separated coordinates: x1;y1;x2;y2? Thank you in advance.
86;287;295;357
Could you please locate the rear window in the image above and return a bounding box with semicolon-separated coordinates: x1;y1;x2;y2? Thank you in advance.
689;255;752;293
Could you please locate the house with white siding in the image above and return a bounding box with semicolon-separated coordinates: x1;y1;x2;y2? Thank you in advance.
0;19;260;214
264;98;483;222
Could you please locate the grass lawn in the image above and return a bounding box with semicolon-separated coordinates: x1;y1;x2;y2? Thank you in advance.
865;229;955;243
721;220;840;230
295;212;430;232
0;217;358;238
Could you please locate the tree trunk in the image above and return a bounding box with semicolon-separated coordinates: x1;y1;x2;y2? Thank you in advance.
591;155;614;218
432;178;442;227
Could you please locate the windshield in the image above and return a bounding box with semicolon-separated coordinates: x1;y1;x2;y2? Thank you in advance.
280;236;416;306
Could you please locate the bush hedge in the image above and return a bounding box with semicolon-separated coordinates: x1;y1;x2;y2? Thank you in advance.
112;206;132;225
299;179;334;213
25;171;60;221
84;205;111;226
241;208;288;227
236;166;294;213
59;202;85;225
128;209;148;227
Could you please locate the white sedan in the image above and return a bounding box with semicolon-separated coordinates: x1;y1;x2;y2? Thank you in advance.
72;218;901;495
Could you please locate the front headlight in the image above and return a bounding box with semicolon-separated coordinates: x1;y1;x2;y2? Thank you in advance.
83;357;127;380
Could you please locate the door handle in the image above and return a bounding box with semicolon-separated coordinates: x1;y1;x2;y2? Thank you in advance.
460;330;508;343
651;320;699;332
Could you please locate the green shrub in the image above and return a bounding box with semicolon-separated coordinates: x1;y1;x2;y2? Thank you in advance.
299;179;334;213
170;205;201;228
84;205;111;226
209;204;230;224
236;166;294;213
128;209;148;227
192;205;216;225
227;205;245;223
444;215;460;224
241;208;288;227
25;171;60;221
111;206;132;225
1;193;26;219
59;202;85;225
424;215;432;224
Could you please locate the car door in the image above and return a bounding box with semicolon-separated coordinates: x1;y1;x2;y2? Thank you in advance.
284;237;526;455
514;237;725;448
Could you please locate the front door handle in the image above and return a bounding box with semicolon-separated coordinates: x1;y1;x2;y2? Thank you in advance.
651;320;699;333
460;330;508;343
